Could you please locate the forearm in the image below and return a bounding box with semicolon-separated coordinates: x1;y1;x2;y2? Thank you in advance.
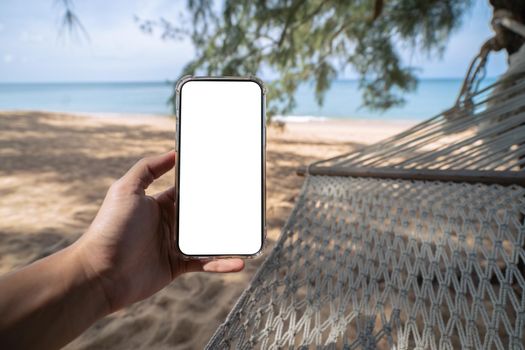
0;242;109;350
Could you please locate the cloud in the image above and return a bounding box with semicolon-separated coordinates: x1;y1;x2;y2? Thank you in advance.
3;54;15;63
20;30;46;44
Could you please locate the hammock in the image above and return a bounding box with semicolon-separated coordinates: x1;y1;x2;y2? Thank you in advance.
206;58;525;349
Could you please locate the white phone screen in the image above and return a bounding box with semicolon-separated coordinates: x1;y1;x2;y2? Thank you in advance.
177;79;264;256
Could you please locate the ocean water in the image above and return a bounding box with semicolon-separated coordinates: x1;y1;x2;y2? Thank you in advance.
0;82;173;116
0;79;496;121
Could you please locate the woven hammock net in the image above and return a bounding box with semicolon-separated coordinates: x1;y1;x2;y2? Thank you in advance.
309;74;525;173
207;73;525;348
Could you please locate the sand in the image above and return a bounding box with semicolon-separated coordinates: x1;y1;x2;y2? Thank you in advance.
0;111;414;349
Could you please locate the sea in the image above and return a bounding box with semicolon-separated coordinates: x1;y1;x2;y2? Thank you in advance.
0;78;496;121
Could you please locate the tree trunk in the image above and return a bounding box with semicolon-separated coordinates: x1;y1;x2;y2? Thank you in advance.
490;0;525;55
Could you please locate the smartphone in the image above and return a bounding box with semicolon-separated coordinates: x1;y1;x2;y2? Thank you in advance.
175;76;266;258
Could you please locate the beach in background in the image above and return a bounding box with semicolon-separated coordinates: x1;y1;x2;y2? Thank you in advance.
0;78;496;121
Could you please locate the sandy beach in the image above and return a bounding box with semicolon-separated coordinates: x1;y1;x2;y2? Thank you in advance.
0;111;414;349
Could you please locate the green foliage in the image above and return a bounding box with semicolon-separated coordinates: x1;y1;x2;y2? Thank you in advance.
149;0;474;119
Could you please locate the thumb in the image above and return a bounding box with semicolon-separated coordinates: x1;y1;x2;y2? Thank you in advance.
119;150;176;193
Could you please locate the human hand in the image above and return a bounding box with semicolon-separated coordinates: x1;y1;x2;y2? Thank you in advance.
72;150;244;312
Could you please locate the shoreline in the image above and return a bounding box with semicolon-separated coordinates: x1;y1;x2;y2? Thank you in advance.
0;108;421;125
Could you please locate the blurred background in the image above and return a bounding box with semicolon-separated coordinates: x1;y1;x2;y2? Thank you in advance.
0;0;511;120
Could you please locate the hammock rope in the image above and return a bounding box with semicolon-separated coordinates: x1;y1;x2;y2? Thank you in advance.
206;37;525;350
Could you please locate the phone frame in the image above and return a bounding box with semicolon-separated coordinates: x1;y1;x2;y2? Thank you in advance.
174;75;267;260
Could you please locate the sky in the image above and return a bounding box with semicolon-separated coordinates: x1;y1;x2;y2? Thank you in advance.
0;0;509;83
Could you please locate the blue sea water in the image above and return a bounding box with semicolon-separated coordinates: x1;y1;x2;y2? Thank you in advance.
0;79;496;121
0;82;173;116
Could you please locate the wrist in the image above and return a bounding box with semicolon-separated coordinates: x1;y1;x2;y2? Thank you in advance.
64;241;112;318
